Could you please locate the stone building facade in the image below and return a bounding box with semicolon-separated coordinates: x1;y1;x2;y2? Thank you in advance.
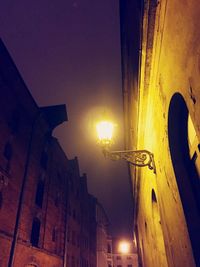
80;175;96;267
66;158;82;267
96;202;110;267
120;1;200;267
106;236;113;267
0;39;68;267
0;39;100;267
112;238;138;267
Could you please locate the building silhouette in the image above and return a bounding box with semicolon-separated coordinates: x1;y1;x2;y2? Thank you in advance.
120;0;200;267
0;39;107;267
96;201;110;267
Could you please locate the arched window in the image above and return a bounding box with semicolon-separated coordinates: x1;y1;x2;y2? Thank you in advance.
35;180;45;208
168;93;200;266
30;218;41;247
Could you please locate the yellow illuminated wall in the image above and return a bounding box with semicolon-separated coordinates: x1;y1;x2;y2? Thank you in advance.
120;0;200;267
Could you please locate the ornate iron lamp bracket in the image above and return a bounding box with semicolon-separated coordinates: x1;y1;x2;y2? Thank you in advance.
103;148;156;174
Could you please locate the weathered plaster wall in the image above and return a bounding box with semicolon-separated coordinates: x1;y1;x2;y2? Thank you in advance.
121;0;200;267
137;0;200;266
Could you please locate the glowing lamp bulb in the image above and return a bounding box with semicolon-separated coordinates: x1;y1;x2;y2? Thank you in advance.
118;241;130;254
96;121;114;145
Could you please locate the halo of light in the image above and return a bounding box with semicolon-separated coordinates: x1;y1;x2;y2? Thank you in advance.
96;121;114;145
118;241;130;254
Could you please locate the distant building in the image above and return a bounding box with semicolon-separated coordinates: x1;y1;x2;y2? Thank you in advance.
66;158;82;267
107;236;113;267
112;239;138;267
80;174;97;267
96;201;110;267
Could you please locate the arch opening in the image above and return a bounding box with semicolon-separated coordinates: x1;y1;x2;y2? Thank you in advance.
168;93;200;265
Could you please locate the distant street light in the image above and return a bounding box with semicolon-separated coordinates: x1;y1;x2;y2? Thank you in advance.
96;120;156;173
118;241;130;254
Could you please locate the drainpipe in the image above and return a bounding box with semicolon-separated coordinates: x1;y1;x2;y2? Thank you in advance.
63;167;69;267
63;170;69;267
8;111;42;267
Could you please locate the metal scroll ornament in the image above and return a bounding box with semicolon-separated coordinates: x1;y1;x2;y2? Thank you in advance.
103;149;156;173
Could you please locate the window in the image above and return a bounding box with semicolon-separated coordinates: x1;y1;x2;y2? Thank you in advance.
85;237;88;249
68;203;71;215
127;265;132;267
70;179;74;192
73;209;76;220
55;173;61;207
4;142;12;171
72;256;75;267
117;265;122;267
52;227;56;242
30;218;41;247
0;192;2;209
54;191;60;207
116;256;121;260
8;109;20;135
35;180;44;208
107;244;111;253
72;230;76;245
77;212;80;224
77;235;80;247
40;151;48;170
4;142;12;161
67;227;70;242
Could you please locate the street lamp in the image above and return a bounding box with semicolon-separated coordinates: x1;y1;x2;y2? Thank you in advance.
96;120;156;173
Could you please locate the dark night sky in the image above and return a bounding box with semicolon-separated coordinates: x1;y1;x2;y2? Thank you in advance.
0;0;133;237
